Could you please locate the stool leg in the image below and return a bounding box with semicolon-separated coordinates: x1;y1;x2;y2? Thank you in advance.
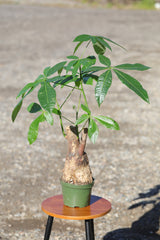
85;219;95;240
44;216;54;240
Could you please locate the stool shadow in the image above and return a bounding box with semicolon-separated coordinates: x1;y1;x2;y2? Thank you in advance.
103;185;160;240
90;195;102;205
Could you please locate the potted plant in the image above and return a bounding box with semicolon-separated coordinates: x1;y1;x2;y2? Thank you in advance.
12;34;150;208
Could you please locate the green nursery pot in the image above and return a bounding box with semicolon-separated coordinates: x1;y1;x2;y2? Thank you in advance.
60;180;94;208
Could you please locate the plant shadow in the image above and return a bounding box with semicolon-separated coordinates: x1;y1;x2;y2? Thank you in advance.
103;185;160;240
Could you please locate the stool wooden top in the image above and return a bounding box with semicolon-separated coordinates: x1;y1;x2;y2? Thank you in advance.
41;195;111;220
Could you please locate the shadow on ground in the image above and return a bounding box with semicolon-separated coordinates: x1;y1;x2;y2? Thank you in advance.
103;185;160;240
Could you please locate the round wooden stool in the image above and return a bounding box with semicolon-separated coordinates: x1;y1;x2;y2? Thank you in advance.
41;194;111;240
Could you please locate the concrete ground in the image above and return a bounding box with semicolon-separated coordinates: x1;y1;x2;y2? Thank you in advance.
0;2;160;240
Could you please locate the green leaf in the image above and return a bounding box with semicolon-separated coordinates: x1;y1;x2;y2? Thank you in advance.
73;41;83;54
88;118;99;144
28;114;45;144
86;78;93;85
73;34;125;54
94;115;120;130
54;75;78;87
67;55;79;59
52;108;61;115
38;82;56;112
93;43;105;55
74;79;80;87
92;37;106;55
81;104;91;114
36;74;45;81
98;55;111;67
47;61;67;76
47;76;65;83
72;60;80;77
44;111;53;125
102;36;126;50
16;75;44;99
80;56;96;70
74;78;80;87
83;66;107;73
16;83;35;99
82;76;94;85
43;66;51;77
65;59;78;73
75;114;89;125
58;67;63;75
27;103;42;113
96;37;112;51
11;99;23;122
115;63;150;71
73;34;92;54
73;34;91;42
95;70;112;106
114;69;149;103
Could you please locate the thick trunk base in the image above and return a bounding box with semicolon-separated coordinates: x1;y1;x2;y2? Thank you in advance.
61;126;93;185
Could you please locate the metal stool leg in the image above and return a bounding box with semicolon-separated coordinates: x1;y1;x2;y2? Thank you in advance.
44;216;54;240
85;219;95;240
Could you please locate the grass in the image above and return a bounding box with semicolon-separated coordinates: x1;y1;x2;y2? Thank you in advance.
133;0;155;9
79;0;156;9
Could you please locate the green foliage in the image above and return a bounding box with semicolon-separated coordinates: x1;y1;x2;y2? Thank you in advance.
38;82;56;112
95;70;112;107
75;114;89;125
81;104;91;114
12;99;23;122
27;103;42;113
28;114;46;144
115;63;150;71
133;0;155;9
12;34;150;144
98;55;111;67
88;118;99;144
94;115;120;130
114;69;149;103
79;0;155;10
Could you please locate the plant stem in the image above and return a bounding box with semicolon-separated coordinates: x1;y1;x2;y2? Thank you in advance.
79;119;89;134
62;115;74;124
79;67;89;108
56;100;66;137
76;92;81;121
80;40;91;59
59;84;80;90
80;81;89;108
60;87;75;109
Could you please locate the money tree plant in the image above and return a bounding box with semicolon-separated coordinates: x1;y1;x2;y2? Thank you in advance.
12;34;150;185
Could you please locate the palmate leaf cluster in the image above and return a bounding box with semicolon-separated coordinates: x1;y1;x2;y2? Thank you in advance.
12;34;150;144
